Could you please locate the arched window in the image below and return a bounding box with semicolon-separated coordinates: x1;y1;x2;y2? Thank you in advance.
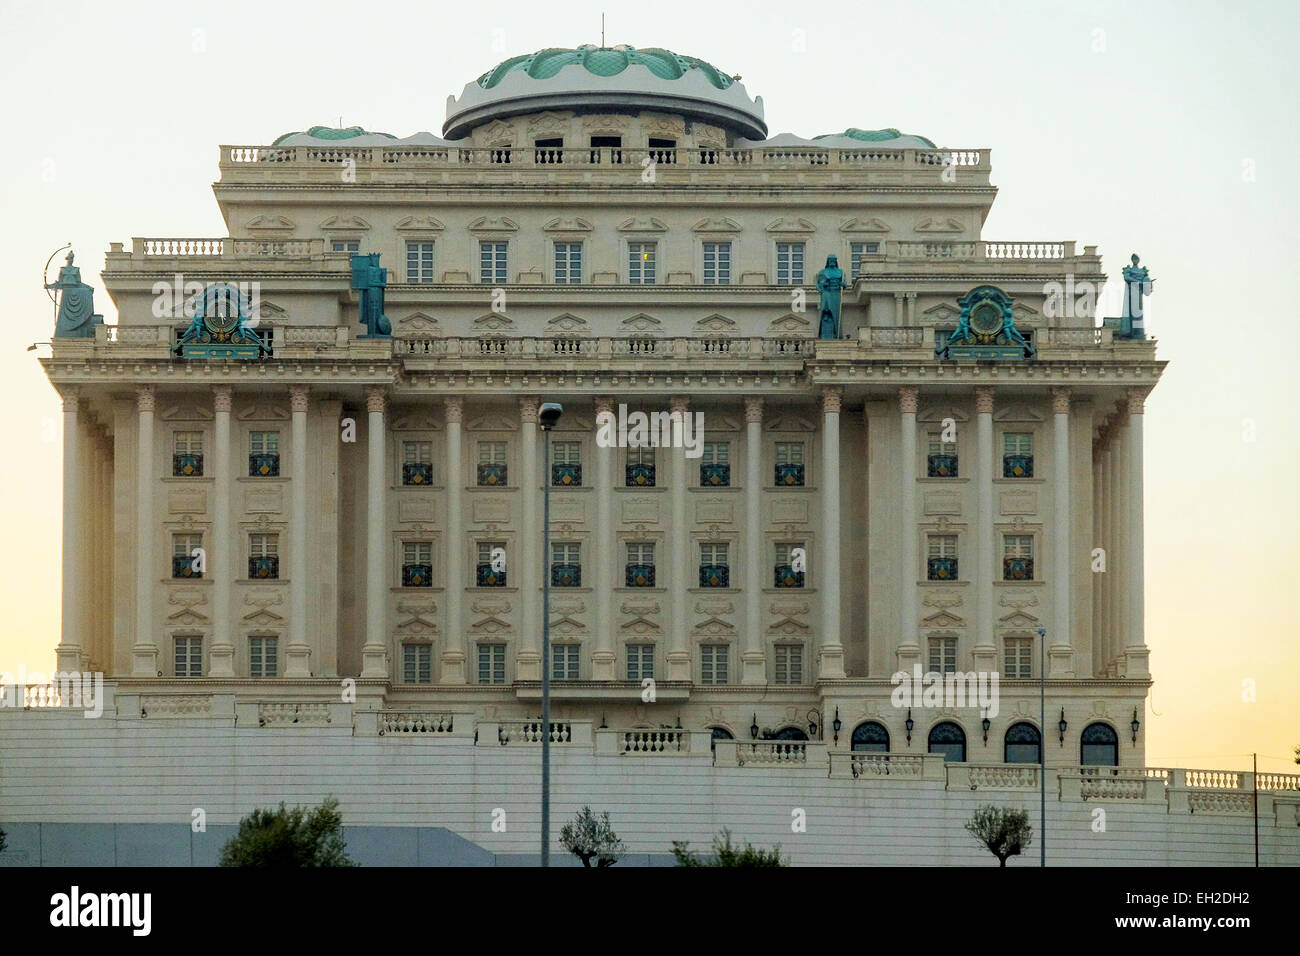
1003;722;1041;764
772;726;808;741
709;726;733;753
851;721;890;753
927;721;966;762
1080;722;1118;767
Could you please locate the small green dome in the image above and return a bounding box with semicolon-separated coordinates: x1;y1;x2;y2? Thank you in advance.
477;44;734;91
271;125;396;146
814;127;937;148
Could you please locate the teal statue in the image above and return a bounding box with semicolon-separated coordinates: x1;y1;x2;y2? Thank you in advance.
46;251;103;338
815;254;847;339
1120;253;1152;340
351;253;391;338
940;286;1034;359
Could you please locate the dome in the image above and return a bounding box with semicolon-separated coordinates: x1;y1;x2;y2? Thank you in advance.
271;125;398;146
445;43;766;140
813;128;937;149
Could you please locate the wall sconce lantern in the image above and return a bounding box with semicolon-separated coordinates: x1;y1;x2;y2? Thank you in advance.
750;713;759;740
832;707;842;746
905;708;914;746
1058;708;1068;745
807;709;820;739
1131;707;1140;744
982;716;991;744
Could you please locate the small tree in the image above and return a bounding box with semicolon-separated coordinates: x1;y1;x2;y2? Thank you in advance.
219;796;355;867
559;806;626;867
965;804;1033;867
672;828;786;867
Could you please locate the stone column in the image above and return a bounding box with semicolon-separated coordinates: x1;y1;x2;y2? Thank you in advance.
517;397;541;680
973;386;996;668
132;384;158;676
57;389;84;674
360;386;388;678
441;397;466;683
1123;389;1149;678
742;396;766;684
1050;387;1072;676
897;386;920;667
905;292;917;326
286;384;311;677
592;396;616;680
209;385;235;677
1111;413;1126;673
1091;435;1103;677
667;395;691;681
819;387;846;679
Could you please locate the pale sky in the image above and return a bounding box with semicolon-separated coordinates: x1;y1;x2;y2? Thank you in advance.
0;0;1295;773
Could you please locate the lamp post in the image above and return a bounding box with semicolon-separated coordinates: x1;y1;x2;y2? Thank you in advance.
538;402;562;867
1036;625;1046;868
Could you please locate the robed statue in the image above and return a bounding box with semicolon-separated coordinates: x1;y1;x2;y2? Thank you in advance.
46;251;103;338
1120;253;1153;340
815;254;847;339
351;253;392;337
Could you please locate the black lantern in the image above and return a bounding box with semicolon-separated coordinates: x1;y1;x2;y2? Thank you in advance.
750;713;759;740
905;708;914;745
1058;708;1068;745
599;712;607;729
808;709;820;739
1131;707;1140;744
982;716;991;744
675;714;682;730
832;707;842;745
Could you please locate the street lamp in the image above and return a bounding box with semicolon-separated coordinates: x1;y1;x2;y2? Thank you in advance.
538;401;562;867
1035;625;1047;868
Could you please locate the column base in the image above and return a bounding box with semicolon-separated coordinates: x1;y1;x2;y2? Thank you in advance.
516;650;541;682
284;643;312;678
55;644;84;674
817;643;846;680
1048;644;1075;678
439;650;466;684
1121;646;1151;679
666;651;691;682
895;643;921;672
741;650;767;685
360;642;389;679
590;650;616;681
131;643;159;677
208;643;235;678
971;643;997;672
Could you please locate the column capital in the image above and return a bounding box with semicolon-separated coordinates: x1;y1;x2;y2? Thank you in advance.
136;384;155;412
364;386;386;414
905;291;917;301
1126;387;1147;415
594;395;614;418
1052;386;1071;415
211;384;233;413
669;395;689;415
519;396;540;424
444;395;463;423
289;384;310;413
744;395;764;423
974;386;995;415
821;386;843;415
61;387;80;413
898;385;919;414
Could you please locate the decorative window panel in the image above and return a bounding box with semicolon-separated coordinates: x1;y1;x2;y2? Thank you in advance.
776;242;805;285
406;241;434;284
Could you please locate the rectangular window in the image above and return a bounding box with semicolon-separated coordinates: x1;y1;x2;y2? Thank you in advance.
249;532;279;580
250;636;278;678
700;441;730;487
479;241;508;284
774;542;805;588
849;241;880;279
1004;638;1033;679
172;430;204;477
478;643;506;684
927;534;958;581
552;644;580;680
331;240;360;253
551;542;581;588
626;444;656;487
477;541;507;587
1003;534;1034;580
776;242;805;285
700;644;729;685
700;543;730;588
774;645;804;685
626;644;655;681
551;440;582;487
403;643;432;684
249;430;280;477
477;441;508;486
402;541;433;588
774;441;806;487
1003;432;1034;478
927;431;958;478
402;440;433;486
702;241;731;285
554;242;582;284
174;636;202;678
625;541;655;587
172;533;203;579
928;636;957;674
628;242;657;285
406;241;434;283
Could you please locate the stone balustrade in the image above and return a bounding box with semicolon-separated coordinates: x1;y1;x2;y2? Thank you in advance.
949;762;1041;790
622;729;686;753
378;711;455;735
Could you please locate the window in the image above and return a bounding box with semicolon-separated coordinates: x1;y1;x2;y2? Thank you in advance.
700;441;730;487
851;721;890;754
406;241;434;284
849;241;880;279
928;721;966;762
172;533;203;579
552;644;579;680
626;542;655;587
534;137;563;163
927;432;958;478
551;441;581;487
249;431;280;477
774;645;803;684
249;636;278;678
551;542;580;587
926;534;958;581
1003;432;1034;478
402;441;433;486
627;644;654;680
702;242;731;285
928;636;957;674
478;643;506;684
648;137;677;163
776;242;805;285
477;541;506;587
699;543;729;588
589;135;621;164
249;533;279;580
402;541;432;588
774;542;805;588
1003;534;1034;580
700;644;729;685
1004;637;1033;679
1004;722;1042;764
403;643;432;684
554;242;582;284
331;240;360;253
479;241;508;285
709;726;733;752
173;431;204;477
1080;722;1119;767
174;636;202;678
628;242;656;285
774;441;805;486
477;441;507;486
625;445;655;487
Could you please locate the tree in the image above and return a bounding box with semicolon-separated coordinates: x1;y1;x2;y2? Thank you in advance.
219;796;355;867
672;828;786;867
965;804;1033;867
559;805;626;867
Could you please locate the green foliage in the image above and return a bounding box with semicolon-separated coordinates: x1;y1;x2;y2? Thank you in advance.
219;796;355;867
965;804;1033;866
559;805;626;867
671;828;786;867
0;826;6;855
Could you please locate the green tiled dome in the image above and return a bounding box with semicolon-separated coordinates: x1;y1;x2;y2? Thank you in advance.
272;125;395;145
477;44;734;90
814;127;937;148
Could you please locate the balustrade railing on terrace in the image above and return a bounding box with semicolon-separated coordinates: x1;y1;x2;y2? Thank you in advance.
622;730;686;754
497;719;572;745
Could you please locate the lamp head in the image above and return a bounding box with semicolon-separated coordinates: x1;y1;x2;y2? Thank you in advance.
538;402;563;430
